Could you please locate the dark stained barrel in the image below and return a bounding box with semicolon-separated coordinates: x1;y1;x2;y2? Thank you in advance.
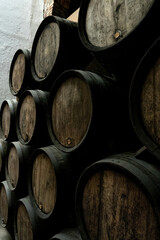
0;99;18;141
129;37;160;161
78;0;160;84
9;49;33;97
30;15;92;90
5;141;33;198
52;0;81;18
0;140;9;181
16;90;51;146
28;145;77;232
50;228;82;240
0;181;16;233
14;196;47;240
75;152;160;240
47;69;140;158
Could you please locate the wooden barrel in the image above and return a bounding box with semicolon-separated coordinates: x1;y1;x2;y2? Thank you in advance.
9;49;33;97
0;181;16;233
16;90;51;146
129;37;160;161
28;145;77;230
50;228;82;240
75;152;160;240
52;0;81;18
0;140;9;181
0;99;18;141
30;15;92;90
47;69;140;158
78;0;160;84
5;141;33;198
14;196;47;240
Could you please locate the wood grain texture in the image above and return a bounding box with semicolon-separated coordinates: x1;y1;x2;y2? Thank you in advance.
32;153;57;214
52;77;92;147
7;146;19;189
141;57;160;146
85;0;154;47
0;184;8;226
11;53;25;94
1;103;10;139
34;22;60;79
19;95;36;142
17;203;33;240
82;169;160;240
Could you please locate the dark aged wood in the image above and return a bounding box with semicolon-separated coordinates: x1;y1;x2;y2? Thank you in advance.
0;181;16;232
7;145;19;189
129;37;160;160
52;76;92;148
34;22;60;79
16;200;33;240
11;53;25;93
9;49;32;97
140;57;160;146
19;95;36;143
16;90;50;146
85;0;153;48
0;99;18;141
78;0;160;84
76;153;160;240
32;152;57;214
31;16;92;90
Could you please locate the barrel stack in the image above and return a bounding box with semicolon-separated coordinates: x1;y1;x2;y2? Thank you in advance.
0;0;160;239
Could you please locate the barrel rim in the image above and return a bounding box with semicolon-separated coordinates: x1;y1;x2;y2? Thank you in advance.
9;49;31;96
129;36;160;160
75;153;160;240
78;0;156;53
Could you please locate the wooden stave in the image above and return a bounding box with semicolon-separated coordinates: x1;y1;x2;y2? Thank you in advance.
0;99;18;141
78;0;160;85
129;36;160;161
75;152;160;240
47;69;140;158
30;15;92;90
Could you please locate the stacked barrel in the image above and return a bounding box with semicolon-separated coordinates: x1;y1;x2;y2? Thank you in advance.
0;0;160;239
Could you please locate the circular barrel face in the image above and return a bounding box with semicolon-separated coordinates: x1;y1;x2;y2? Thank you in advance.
85;0;154;47
0;184;8;226
32;152;57;214
19;95;36;143
52;77;92;148
140;57;160;146
7;146;19;189
81;169;160;240
34;22;60;79
11;52;25;94
1;102;10;139
17;203;33;240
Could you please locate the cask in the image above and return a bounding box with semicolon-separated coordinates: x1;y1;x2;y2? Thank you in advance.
0;99;18;141
78;0;160;84
75;152;160;240
129;37;160;160
9;49;32;97
0;181;16;233
28;145;77;230
47;69;140;158
16;90;51;146
30;15;92;90
5;141;33;198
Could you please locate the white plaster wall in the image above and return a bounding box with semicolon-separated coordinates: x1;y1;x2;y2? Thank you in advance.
0;0;43;105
